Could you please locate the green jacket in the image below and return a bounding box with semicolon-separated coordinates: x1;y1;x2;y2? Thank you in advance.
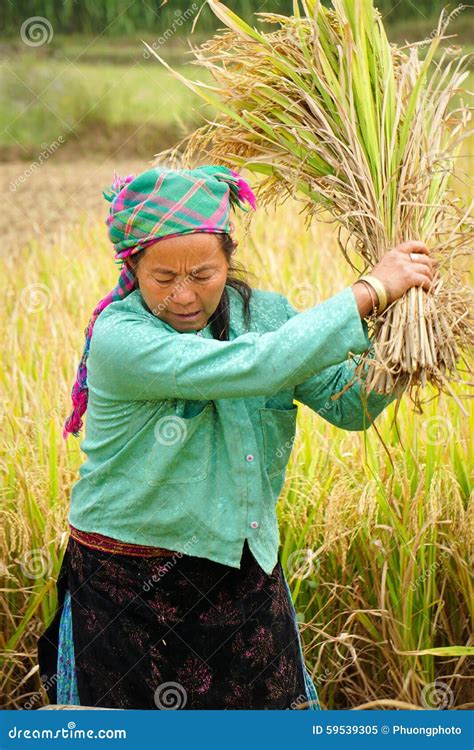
68;284;397;574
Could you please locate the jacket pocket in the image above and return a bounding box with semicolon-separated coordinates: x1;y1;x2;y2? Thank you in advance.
145;401;214;486
259;404;298;481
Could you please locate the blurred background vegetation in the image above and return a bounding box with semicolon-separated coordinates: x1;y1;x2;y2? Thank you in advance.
1;1;472;159
1;0;470;34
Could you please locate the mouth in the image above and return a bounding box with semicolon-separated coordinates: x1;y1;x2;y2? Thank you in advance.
171;310;202;319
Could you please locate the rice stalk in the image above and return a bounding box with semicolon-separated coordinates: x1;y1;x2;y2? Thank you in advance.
148;0;473;408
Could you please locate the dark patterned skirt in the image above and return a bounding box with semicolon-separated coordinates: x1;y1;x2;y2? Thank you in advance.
37;535;321;710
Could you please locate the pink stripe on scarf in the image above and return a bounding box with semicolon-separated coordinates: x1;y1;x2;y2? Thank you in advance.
201;193;229;229
124;172;167;238
148;178;206;236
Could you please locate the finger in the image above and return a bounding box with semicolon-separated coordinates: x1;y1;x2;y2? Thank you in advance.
412;273;435;292
398;241;430;255
410;262;434;279
409;253;435;269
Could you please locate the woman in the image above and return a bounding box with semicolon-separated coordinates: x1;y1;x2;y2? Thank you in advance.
37;165;436;710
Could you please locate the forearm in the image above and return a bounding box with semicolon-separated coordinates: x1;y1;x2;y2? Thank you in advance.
294;356;398;430
285;283;396;430
90;286;373;402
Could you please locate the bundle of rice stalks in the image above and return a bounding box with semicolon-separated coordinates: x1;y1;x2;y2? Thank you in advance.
145;0;473;408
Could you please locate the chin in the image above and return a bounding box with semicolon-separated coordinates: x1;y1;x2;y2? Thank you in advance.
167;314;208;330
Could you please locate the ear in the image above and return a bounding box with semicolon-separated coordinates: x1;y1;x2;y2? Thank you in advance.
125;247;147;273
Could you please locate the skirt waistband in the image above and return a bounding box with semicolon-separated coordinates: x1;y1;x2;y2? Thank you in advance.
68;524;178;558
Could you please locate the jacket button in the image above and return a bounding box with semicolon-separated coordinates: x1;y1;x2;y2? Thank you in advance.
246;454;254;462
250;521;259;529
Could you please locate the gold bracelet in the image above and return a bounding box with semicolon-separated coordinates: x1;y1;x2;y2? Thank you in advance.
357;275;388;314
358;279;378;316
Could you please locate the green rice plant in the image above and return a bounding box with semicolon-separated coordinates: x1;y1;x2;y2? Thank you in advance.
147;0;473;408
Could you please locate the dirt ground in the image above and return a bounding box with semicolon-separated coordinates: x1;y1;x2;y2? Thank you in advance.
2;155;152;256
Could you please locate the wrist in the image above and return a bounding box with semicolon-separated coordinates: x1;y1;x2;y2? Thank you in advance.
351;281;375;318
357;274;388;313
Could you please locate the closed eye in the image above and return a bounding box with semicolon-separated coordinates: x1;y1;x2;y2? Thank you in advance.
154;275;212;286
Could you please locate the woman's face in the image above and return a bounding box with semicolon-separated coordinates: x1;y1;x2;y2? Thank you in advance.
128;232;229;331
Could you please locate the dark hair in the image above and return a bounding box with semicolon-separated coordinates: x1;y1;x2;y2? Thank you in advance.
126;232;256;341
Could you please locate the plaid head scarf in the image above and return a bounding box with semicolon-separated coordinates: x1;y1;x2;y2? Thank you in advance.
63;165;257;439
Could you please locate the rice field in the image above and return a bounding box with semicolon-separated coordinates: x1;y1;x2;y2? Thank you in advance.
1;140;472;709
0;58;213;156
1;3;473;709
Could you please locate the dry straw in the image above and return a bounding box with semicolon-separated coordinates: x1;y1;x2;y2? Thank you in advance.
146;0;473;412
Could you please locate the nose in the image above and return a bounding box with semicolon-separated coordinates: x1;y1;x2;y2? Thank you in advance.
169;282;199;310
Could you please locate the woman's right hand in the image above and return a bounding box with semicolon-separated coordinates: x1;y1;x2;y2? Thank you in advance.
368;240;438;305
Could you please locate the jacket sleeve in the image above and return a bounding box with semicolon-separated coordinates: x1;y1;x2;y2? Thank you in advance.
281;296;399;430
87;286;376;403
